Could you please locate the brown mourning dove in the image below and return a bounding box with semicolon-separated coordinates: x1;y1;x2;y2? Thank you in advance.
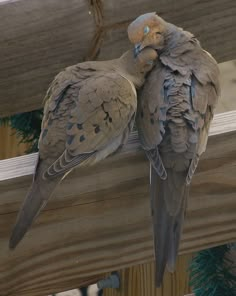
9;45;158;249
128;12;220;285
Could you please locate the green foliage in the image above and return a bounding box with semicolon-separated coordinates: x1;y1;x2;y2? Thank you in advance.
0;110;43;153
190;244;236;296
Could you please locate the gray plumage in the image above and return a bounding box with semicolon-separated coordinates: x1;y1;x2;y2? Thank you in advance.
128;12;220;286
9;47;158;249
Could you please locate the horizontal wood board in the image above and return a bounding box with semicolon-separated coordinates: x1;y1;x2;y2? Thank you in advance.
0;111;236;295
0;0;236;116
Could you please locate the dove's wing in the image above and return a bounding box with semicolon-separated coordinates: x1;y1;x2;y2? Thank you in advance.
182;49;220;183
9;67;137;249
186;72;219;183
137;62;168;177
42;71;137;178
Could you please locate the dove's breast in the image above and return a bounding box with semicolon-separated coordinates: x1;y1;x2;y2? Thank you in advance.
159;71;200;172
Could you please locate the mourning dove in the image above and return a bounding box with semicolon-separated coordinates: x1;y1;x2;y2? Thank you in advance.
9;45;158;249
128;12;220;285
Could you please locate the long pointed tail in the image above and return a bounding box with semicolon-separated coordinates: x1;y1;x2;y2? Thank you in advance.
9;174;59;249
150;165;188;286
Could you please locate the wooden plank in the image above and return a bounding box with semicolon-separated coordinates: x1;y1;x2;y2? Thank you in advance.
0;111;236;295
0;0;236;117
1;111;236;181
103;255;193;296
0;0;95;117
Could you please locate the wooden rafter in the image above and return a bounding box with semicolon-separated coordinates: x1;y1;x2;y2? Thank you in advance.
0;0;236;116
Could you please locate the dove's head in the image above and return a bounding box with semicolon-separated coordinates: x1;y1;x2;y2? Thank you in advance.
135;47;158;72
128;12;168;55
118;46;158;87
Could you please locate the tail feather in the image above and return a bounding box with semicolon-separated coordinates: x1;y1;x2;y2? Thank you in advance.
9;174;59;249
167;187;188;272
150;165;188;286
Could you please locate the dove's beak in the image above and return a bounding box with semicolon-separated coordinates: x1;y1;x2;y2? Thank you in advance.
134;42;145;57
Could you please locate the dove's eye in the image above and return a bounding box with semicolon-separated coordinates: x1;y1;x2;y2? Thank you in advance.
143;26;150;35
156;32;161;35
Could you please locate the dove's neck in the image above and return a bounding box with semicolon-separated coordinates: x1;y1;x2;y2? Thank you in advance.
115;50;154;88
162;23;198;55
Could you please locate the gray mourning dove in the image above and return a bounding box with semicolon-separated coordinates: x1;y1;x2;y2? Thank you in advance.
128;12;220;285
9;45;158;249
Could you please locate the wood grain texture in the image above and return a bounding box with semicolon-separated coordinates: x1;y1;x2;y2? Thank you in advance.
216;60;236;113
0;0;95;117
0;111;236;296
104;255;192;296
0;0;236;116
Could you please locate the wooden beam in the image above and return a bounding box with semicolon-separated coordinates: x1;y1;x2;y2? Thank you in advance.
0;111;236;296
0;0;236;117
0;0;96;117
